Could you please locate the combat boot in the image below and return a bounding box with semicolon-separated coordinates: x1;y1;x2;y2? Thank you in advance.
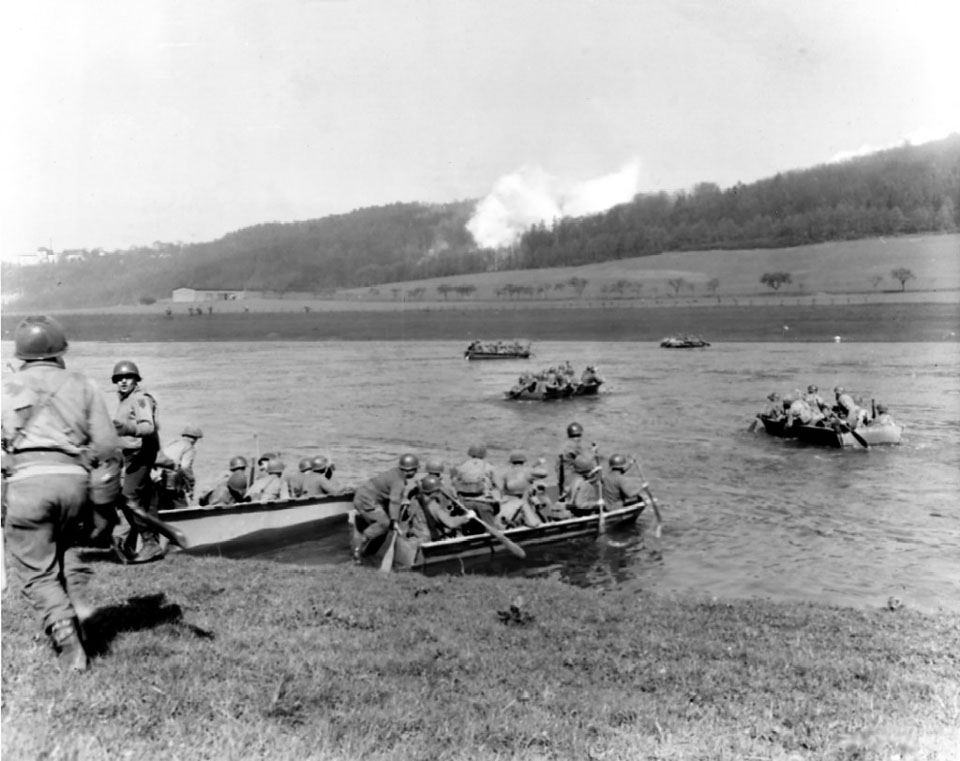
49;618;88;672
131;537;164;564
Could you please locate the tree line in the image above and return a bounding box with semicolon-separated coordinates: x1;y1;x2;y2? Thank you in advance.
3;135;957;308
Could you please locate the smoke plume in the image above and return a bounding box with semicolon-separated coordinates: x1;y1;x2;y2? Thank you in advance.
467;159;641;249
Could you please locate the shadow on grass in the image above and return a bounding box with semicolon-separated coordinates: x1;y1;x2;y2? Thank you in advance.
84;593;215;658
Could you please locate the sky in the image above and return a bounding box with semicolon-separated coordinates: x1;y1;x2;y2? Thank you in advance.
1;0;958;258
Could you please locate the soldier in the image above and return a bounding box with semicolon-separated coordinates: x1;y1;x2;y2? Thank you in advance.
111;359;164;563
202;456;250;506
451;444;501;528
497;452;542;528
557;422;598;497
154;425;203;509
566;455;604;516
2;315;122;671
286;457;315;498
601;454;646;511
412;475;474;539
245;457;290;502
351;453;420;560
300;455;344;497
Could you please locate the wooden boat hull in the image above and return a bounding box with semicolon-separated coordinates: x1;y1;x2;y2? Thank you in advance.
759;415;796;438
794;423;904;448
506;380;603;400
160;492;354;553
465;351;531;360
660;337;710;348
407;502;645;568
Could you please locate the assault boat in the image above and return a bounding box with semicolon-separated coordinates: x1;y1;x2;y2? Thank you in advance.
464;341;532;360
793;423;904;448
363;499;647;570
505;378;604;400
660;335;710;348
159;491;355;554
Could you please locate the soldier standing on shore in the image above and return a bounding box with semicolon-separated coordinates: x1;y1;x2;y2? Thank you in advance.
2;316;122;671
111;360;164;563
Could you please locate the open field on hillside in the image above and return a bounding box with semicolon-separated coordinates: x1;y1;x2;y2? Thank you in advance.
3;302;957;343
335;233;959;303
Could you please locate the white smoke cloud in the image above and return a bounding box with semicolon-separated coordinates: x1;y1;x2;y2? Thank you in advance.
467;159;641;249
828;125;960;164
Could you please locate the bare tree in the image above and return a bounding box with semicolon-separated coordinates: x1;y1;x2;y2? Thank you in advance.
890;267;915;292
870;275;883;290
667;277;688;295
706;278;720;295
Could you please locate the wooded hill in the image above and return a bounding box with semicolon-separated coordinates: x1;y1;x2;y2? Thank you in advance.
4;135;958;309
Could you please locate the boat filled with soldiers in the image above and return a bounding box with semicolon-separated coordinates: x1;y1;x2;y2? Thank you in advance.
464;340;532;360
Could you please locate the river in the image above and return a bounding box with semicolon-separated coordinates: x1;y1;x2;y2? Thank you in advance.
3;339;958;613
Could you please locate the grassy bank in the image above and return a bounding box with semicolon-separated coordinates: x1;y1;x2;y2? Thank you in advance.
2;302;959;343
3;554;958;760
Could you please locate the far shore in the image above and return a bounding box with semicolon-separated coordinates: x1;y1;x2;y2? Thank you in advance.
2;299;958;343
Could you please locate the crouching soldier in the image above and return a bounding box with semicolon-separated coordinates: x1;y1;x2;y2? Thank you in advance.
351;454;419;561
201;456;251;506
2;315;122;672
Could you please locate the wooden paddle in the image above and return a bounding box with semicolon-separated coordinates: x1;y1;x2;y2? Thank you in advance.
462;509;526;559
595;466;606;535
629;458;663;550
838;421;869;449
379;528;398;572
126;505;190;550
748;416;760;433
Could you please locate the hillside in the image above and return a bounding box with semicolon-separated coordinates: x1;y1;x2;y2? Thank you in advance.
2;136;958;310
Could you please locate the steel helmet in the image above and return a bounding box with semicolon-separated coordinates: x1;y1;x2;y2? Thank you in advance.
311;455;330;472
467;444;487;458
298;457;314;473
566;422;583;438
182;425;203;439
424;458;444;475
608;454;628;471
228;455;248;471
420;475;442;494
876;402;888;414
111;360;141;382
834;386;845;395
573;454;596;474
807;384;818;394
266;457;285;475
509;451;527;464
14;315;68;360
398;453;419;472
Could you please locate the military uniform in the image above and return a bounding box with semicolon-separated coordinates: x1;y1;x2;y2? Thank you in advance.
352;464;416;555
2;317;121;671
113;376;162;559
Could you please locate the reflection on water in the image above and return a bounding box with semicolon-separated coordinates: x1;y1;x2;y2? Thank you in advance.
3;339;958;613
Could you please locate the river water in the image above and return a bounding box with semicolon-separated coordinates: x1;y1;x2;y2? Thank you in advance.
3;339;958;613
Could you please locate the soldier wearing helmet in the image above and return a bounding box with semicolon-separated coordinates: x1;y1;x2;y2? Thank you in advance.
350;453;420;560
153;425;204;509
200;456;250;506
601;454;647;512
870;402;895;427
300;454;344;497
411;474;474;540
557;421;599;497
110;359;165;563
284;457;316;498
566;454;604;517
245;457;290;502
495;451;543;528
451;444;501;527
2;315;122;672
803;384;828;417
